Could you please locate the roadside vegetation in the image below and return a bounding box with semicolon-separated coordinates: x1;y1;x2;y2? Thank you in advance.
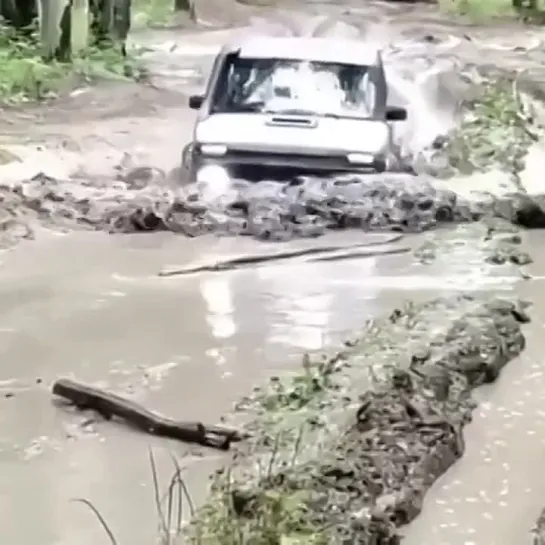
77;347;348;545
185;349;351;545
132;0;193;28
446;77;537;178
439;0;545;21
0;0;193;103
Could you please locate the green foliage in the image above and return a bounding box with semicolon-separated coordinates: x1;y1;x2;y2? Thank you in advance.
0;23;65;100
0;21;142;102
189;452;327;545
256;353;342;413
447;79;535;176
185;341;364;545
438;0;545;21
132;0;193;29
132;0;174;27
439;0;517;20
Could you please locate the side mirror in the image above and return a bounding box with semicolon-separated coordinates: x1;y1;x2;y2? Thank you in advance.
188;95;204;110
385;106;407;122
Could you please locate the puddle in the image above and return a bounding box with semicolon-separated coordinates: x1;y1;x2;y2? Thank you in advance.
0;227;506;545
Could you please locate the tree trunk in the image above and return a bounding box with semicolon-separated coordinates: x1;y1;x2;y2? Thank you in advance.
70;0;89;54
55;0;72;61
89;0;130;54
112;0;131;55
0;0;36;28
174;0;190;12
38;0;71;60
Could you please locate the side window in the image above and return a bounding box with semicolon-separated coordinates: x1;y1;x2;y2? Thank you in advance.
210;54;237;111
361;72;376;114
205;54;223;98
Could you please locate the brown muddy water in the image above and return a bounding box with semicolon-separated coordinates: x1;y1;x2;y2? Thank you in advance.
0;232;408;545
0;227;520;545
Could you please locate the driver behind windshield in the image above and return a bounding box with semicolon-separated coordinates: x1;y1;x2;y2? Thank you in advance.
224;57;371;117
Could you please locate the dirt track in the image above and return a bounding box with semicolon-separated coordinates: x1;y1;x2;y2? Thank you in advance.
2;3;545;545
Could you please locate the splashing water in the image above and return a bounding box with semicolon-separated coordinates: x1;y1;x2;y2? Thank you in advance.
195;166;238;208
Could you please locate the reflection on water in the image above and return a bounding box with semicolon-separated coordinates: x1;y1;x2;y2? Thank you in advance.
256;258;378;351
0;226;526;545
200;276;237;340
0;230;418;545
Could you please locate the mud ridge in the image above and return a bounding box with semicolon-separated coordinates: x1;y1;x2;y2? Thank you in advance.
187;288;530;544
4;171;545;247
534;508;545;545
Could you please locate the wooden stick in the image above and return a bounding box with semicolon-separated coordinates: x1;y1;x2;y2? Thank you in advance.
52;378;249;450
158;236;405;277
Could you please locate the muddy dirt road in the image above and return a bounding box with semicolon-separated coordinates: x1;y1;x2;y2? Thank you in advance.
1;2;545;545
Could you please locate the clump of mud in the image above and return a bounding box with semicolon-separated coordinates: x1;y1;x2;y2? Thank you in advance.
534;507;545;545
188;294;529;545
4;170;545;246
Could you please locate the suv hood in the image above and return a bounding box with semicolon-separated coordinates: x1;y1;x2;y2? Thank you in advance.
195;113;389;154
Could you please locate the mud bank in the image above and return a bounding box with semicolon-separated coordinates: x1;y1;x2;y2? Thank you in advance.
535;511;545;545
3;170;545;247
179;212;535;545
187;288;529;544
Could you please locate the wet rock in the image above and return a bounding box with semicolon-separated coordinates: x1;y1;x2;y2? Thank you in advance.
494;192;545;229
120;166;167;189
191;294;528;545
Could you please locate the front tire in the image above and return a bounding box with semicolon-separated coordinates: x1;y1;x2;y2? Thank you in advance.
181;143;196;184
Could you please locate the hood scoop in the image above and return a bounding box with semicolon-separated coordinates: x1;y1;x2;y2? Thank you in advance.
266;115;318;128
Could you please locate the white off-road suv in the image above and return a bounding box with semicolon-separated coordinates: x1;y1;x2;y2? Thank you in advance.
182;35;408;183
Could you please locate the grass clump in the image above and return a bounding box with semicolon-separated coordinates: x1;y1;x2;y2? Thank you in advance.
190;468;326;545
132;0;193;28
0;23;144;103
185;333;377;545
132;0;174;27
254;352;346;413
439;0;517;20
438;0;545;22
447;78;536;177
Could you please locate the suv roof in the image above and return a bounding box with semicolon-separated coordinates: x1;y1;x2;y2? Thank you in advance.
223;36;382;66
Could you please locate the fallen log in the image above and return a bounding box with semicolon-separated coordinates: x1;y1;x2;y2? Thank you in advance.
52;378;249;450
158;236;405;277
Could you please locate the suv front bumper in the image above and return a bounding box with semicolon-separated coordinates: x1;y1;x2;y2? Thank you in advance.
190;149;388;182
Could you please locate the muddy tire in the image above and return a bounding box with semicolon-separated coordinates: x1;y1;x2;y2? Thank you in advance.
386;149;414;174
181;143;196;184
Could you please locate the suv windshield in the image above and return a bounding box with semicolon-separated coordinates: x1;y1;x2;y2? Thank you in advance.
212;55;376;119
